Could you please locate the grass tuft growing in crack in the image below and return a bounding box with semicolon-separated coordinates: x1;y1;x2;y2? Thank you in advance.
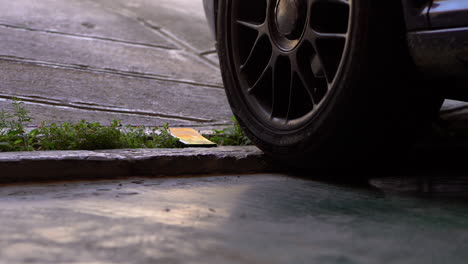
207;117;252;146
0;101;252;152
0;101;34;151
34;121;181;151
0;101;181;152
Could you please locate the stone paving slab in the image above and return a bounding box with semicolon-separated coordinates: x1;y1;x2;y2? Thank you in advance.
0;60;231;126
97;0;217;53
0;146;272;183
0;26;222;86
0;0;177;49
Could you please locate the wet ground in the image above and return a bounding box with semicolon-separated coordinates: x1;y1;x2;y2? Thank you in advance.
1;172;467;264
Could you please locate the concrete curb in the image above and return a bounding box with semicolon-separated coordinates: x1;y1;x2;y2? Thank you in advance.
0;146;274;183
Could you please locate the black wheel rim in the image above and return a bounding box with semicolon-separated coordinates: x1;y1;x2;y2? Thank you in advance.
229;0;351;130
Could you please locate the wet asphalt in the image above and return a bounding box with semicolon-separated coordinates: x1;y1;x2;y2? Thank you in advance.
1;172;467;264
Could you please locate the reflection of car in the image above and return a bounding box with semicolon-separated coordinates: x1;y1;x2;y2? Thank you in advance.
204;0;468;168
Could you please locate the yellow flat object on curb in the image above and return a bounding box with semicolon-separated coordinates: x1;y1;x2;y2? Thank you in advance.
169;128;217;147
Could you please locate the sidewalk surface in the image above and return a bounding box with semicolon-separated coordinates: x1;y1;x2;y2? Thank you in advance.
0;0;232;127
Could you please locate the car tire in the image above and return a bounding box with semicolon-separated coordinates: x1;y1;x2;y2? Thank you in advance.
217;0;444;169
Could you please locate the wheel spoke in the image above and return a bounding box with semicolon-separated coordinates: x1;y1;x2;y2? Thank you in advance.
271;56;295;119
296;63;319;105
303;24;347;83
240;34;263;71
310;54;324;77
285;67;295;122
248;60;272;94
332;0;349;5
270;57;277;119
301;32;327;82
236;20;263;31
315;32;347;40
236;19;268;71
308;0;350;35
315;38;346;83
265;0;274;16
309;0;349;6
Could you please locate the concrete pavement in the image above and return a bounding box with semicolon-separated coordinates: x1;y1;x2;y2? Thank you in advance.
0;0;231;127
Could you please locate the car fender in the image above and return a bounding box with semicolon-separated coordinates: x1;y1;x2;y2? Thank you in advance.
203;0;218;39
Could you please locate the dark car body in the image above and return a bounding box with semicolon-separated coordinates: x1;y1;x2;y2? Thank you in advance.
204;0;468;99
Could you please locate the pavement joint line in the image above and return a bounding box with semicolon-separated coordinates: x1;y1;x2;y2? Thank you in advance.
155;27;220;70
202;55;220;67
0;23;179;51
0;56;225;89
199;50;218;56
0;94;215;123
126;14;220;70
0;94;121;111
81;4;221;70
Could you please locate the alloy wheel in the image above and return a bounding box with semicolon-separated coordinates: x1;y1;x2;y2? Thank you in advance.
229;0;351;129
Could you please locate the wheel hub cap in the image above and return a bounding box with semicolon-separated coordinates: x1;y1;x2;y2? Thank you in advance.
274;0;305;40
